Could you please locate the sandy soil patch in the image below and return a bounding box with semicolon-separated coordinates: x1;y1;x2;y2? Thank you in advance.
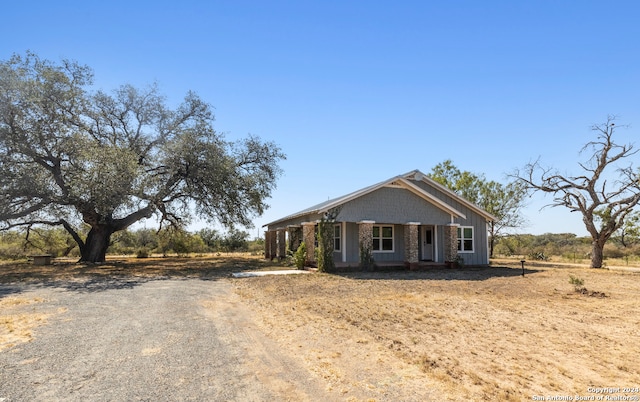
0;296;59;351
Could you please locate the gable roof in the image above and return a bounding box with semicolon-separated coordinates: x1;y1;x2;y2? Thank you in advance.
404;170;498;222
264;169;497;228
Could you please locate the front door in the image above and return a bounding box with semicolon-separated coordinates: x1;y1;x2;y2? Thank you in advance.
421;226;434;261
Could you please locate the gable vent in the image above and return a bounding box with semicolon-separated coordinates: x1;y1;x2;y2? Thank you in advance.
386;180;403;188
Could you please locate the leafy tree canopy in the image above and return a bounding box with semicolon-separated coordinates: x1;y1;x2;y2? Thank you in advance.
0;52;285;262
614;210;640;248
428;160;527;257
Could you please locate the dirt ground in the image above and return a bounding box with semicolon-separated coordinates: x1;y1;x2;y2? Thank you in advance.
232;259;640;401
1;255;639;401
0;255;270;352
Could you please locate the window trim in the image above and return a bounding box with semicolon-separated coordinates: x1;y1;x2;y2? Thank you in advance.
457;226;474;253
333;224;341;252
372;224;394;253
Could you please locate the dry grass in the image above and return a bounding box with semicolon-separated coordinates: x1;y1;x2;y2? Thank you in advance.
2;255;639;400
0;254;278;352
0;296;53;351
0;253;276;284
234;261;640;400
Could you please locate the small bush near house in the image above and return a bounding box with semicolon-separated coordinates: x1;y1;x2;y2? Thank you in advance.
292;242;306;270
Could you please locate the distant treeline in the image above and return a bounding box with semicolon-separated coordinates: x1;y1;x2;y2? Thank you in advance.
0;227;263;260
2;228;639;262
494;232;640;261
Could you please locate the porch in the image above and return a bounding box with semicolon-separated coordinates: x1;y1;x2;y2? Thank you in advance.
333;260;449;270
264;220;460;269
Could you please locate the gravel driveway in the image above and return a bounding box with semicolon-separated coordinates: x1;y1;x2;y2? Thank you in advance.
0;278;331;401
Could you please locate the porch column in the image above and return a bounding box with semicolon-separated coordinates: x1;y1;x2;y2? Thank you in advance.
269;229;278;260
287;225;302;253
264;231;271;259
301;222;316;265
358;220;375;269
404;222;420;270
444;223;460;266
276;229;287;260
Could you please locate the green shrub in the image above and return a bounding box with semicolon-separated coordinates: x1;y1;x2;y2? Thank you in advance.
292;242;306;270
136;248;150;258
316;214;336;272
569;275;585;292
0;243;25;260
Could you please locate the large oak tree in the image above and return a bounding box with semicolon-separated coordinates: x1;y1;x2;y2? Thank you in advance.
0;53;285;262
513;117;640;268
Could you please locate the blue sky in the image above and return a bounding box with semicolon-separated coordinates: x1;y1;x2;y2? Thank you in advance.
3;1;640;237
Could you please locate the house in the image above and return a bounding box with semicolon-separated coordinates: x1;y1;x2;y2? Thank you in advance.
263;170;496;268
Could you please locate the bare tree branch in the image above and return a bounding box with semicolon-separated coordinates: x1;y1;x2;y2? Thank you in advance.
511;117;640;267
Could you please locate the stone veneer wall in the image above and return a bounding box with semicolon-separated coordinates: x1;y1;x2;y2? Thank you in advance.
444;223;459;264
287;226;302;253
264;231;271;259
302;222;316;264
404;223;419;269
358;221;374;269
276;229;286;259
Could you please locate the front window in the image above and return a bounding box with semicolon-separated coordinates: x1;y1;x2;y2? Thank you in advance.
373;225;394;252
457;226;474;252
334;224;341;252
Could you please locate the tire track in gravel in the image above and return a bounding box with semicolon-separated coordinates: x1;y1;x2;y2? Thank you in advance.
0;279;334;401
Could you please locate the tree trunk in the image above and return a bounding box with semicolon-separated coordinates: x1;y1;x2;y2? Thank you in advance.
80;225;114;263
489;236;495;258
591;240;604;268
